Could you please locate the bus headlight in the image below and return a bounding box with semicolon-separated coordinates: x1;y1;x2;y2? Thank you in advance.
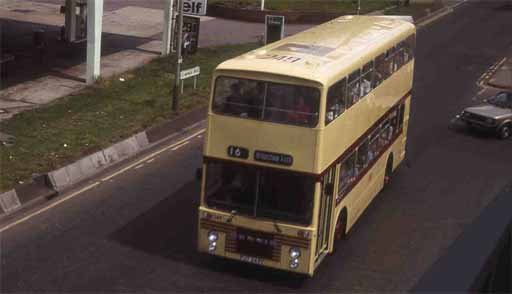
289;247;301;259
208;231;218;252
208;231;219;242
208;242;217;252
290;258;300;269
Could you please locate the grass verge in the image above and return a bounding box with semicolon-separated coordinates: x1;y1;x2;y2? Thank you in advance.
209;0;395;14
0;43;258;192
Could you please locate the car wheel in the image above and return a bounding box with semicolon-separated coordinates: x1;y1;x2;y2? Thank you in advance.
498;124;511;139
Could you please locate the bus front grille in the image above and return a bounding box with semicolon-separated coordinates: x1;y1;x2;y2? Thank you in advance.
200;219;310;262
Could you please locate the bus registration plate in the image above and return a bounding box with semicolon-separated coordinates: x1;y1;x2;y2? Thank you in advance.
240;255;264;265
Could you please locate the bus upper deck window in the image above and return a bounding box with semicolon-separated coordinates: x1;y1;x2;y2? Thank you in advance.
213;76;320;127
326;78;347;125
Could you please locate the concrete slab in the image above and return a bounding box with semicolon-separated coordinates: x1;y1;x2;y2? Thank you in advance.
134;132;149;149
0;0;63;26
0;189;21;214
112;136;140;159
488;60;512;89
103;7;164;38
0;76;83;105
48;166;71;190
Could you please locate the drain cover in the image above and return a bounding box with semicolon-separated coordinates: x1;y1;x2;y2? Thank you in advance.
12;9;34;13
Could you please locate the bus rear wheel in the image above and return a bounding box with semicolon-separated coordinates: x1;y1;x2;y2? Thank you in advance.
333;211;347;253
384;155;394;186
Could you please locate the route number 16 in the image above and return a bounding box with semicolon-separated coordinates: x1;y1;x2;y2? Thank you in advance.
227;146;249;159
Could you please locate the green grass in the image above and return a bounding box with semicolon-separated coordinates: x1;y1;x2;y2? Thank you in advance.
0;43;259;192
209;0;395;13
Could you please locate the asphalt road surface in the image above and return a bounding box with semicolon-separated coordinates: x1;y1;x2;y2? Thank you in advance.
2;1;512;292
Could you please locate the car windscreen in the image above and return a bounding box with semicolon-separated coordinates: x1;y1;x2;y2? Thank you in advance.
212;76;320;127
488;92;512;108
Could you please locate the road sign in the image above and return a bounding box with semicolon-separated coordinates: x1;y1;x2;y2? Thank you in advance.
180;66;200;79
265;15;285;45
183;0;207;16
180;66;200;93
173;15;201;55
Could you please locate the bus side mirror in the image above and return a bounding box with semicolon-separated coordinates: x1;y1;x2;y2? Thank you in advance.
324;183;334;196
195;167;202;181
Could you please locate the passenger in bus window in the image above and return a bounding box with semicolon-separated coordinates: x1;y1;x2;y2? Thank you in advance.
268;96;285;123
356;140;369;174
340;156;356;191
224;83;245;115
361;76;372;97
379;124;391;147
287;94;311;125
246;82;265;119
348;82;360;105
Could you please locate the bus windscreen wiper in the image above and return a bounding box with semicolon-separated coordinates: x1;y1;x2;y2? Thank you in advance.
273;218;282;233
226;209;238;223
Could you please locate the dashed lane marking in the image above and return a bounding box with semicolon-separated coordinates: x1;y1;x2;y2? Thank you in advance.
135;164;144;169
101;129;204;182
0;128;206;233
146;158;155;163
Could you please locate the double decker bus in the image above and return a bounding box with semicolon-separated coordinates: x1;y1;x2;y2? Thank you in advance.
197;15;416;276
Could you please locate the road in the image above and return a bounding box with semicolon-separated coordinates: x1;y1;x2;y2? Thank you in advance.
2;1;512;291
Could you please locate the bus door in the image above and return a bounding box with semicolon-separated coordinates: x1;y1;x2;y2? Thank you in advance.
315;167;336;259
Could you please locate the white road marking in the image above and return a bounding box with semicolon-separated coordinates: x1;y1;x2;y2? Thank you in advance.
0;128;206;233
0;182;101;233
417;8;453;28
135;164;144;169
146;158;155;163
101;129;204;182
171;141;189;151
197;135;203;138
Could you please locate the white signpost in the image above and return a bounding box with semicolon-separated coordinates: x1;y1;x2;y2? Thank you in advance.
180;66;200;93
183;0;207;15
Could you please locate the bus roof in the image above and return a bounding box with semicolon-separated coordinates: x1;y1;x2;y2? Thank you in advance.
216;15;415;85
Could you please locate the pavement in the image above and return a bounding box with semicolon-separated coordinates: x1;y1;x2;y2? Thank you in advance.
1;0;512;292
487;53;512;89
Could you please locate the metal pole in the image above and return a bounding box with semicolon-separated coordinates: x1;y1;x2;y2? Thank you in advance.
261;0;265;11
357;0;361;15
172;0;184;112
162;0;174;56
65;0;77;42
86;0;103;84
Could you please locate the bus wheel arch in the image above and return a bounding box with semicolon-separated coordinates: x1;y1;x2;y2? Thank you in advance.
334;208;348;241
385;153;394;185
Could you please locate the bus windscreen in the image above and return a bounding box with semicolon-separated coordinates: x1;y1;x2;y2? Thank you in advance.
212;77;320;127
205;161;315;225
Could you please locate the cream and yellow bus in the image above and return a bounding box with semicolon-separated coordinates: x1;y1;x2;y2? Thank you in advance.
197;15;416;276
